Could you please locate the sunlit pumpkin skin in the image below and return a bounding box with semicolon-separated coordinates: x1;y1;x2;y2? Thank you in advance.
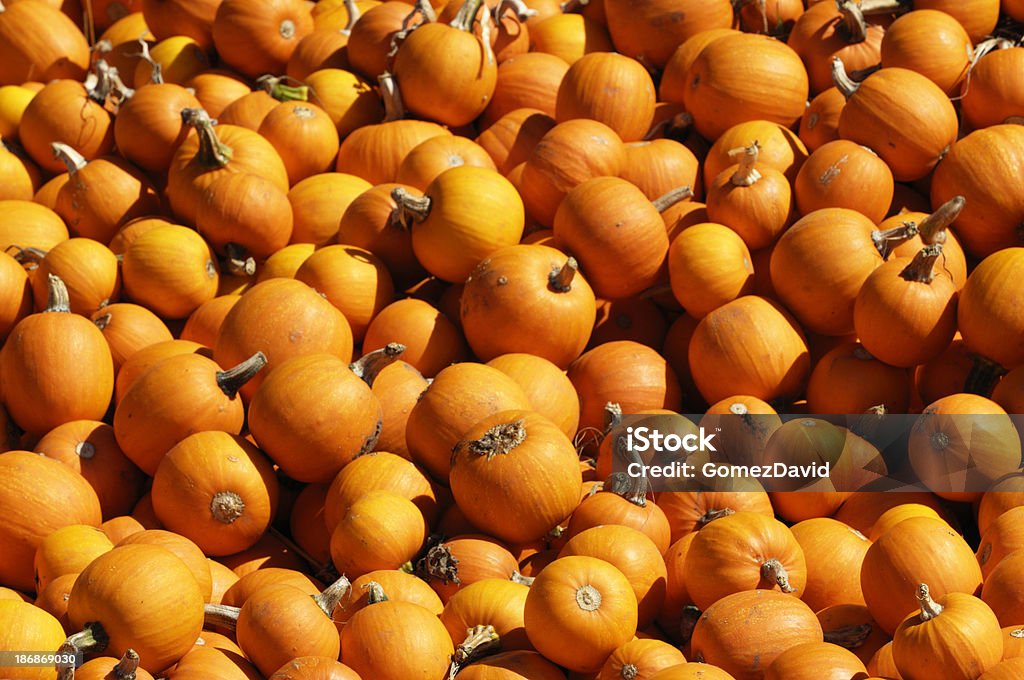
908;395;1021;502
487;353;580;439
833;492;954;538
19;79;114;175
0;0;89;87
960;46;1024;132
691;589;823;680
659;27;739;106
770;208;883;336
248;352;382;484
525;555;638;673
331;569;443;627
806;343;911;414
111;338;201;407
800;87;845;152
25;239;115;319
861;516;983;635
880;9;972;98
481;53;565;129
211;0;313;79
33;524;113;593
567;489;672;557
345;1;411;78
451;409;582;544
337;118;451;187
121;224;219;319
322;451;437;532
362;297;468;377
0;136;39;201
439;577;530;654
892;585;1002;680
529;12;613;65
166;645;260;680
236;579;347;677
1;277;114;436
194;172;294;261
789;517;870;612
867;641;902;679
67;543;204;673
214;278;354;401
555;51;654;142
0;600;67;680
817;604;890;667
269;656;362;680
683;511;806;612
668;222;754;320
461;244;595;368
764;641;868;680
341;597;455;680
603;0;733;69
180;295;240;349
834;62;958;183
258;101;340;187
982;550;1024;628
688;295;810;405
978;473;1024;538
395;135;498;192
958;248;1024;376
596;638;687;680
456;650;565;680
220;568;320;609
113;351;263;475
329;489;428;579
476;108;555;177
359;360;428;460
421;534;519;604
0;200;69;252
786;1;886;96
977;506;1024;581
876;206;969;292
794;140;893;224
284;174;367;248
685;33;809;142
649;664;737;680
116;530;213;604
91;302;174;375
520;118;624;228
217;532;307;577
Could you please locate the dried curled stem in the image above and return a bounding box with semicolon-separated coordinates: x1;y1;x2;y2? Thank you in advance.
761;558;797;593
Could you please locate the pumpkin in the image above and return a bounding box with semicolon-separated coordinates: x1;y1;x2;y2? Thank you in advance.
519;118;624;227
867;641;902;679
764;641;868;680
908;395;1021;502
234;577;350;677
0;135;40;201
476;108;556;176
0;200;69;252
0;0;90;86
396;135;498;191
960;47;1024;132
335;182;426;286
880;9;972;97
323;450;438;531
806;343;912;414
705;142;793;251
218;90;282;131
258;102;340;186
362;297;468;377
30;238;121;317
211;0;313;78
690;589;823;680
1;276;114;436
340;589;455;680
195;172;294;262
602;0;733;69
978;473;1024;537
559;524;666;630
958;248;1024;390
113;351;264;475
524;555;638;673
620;139;701;204
648;664;737;680
181;70;249;119
871;504;948;542
853;245;958;369
423;535;519;604
1003;625;1024;659
32;524;112;593
685;33;809;141
981;548;1024;627
770;208;883;336
181;295;241;348
269;657;362;680
248;352;382;483
688;295;810;405
345;1;411;78
684;511;806;611
74;650;157;680
799;87;845;152
790;517;870;612
787;1;885;95
834;492;953;537
19;76;115;176
0;600;67;680
597;638;687;680
981;658;1024;680
738;0;803;35
330;490;428;579
34;573;77;637
873;198;968;291
461;244;596;368
917;0;998;42
892;584;1002;680
67;543;204;673
555;51;654;142
121;224;219;319
977;507;1024;579
529;13;612;65
214;277;354;400
567;488;672;556
487;353;581;439
659;28;740;106
332;569;443;626
337;118;452;186
288;172;371;247
817;604;890;667
439;577;530;658
702;120;808;193
217;532;307;577
833;59;958;183
794;140;893;224
220;568;320;608
482;53;567;128
861;516;984;635
166;645;260;680
451;409;582;544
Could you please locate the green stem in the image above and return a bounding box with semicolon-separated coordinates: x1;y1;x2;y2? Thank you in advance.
65;622;110;656
451;0;486;31
181;108;234;168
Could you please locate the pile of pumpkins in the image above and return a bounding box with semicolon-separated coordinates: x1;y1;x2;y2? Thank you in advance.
1;0;1024;678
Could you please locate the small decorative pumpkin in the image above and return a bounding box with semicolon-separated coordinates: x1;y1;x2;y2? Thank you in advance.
211;0;313;79
555;51;655;142
790;517;870;612
705;142;793;250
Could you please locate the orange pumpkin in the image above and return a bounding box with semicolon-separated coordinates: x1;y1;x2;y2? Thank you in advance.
790;517;870;612
211;0;313;78
30;238;121;317
602;0;734;69
440;577;531;657
555;51;655;142
787;1;885;95
958;248;1024;389
331;569;443;626
598;638;687;680
0;0;90;86
806;342;912;414
121;224;219;319
764;641;868;680
817;604;890;667
0;600;68;680
487;353;581;439
800;87;845;152
33;524;113;592
423;534;520;604
19;77;115;175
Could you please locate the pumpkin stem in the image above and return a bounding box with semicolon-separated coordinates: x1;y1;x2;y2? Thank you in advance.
448;624;501;680
455;419;527;460
916;583;944;621
85;59;134;107
963;355;1008;397
620;663;640;680
645;111;694;142
728;142;762;187
94;313;112;330
603;402;623;432
350;343;407;386
134;37;163;85
918;196;964;244
837;0;868;43
510;570;535;586
203;603;241;631
65;622;110;656
761;558;797;593
824;623;873;649
560;0;590;12
379;71;406;122
313;574;352;617
7;245;48;267
858;0;909;13
54;641;80;680
51;142;87;175
831;57;860;99
898;244;942;284
451;0;486;31
257;75;310;103
363;580;389;604
181;108;234;168
75;440;96;459
112;648;141;680
216;351;268;398
497;0;537;22
575;584;603;611
871;221;919;260
210;491;246;524
652;185;694;213
392;187;432;223
341;0;361;34
1012;628;1024;639
604;471;649;508
44;274;72;314
548;258;579;293
222;243;256;278
698;507;736;527
419;541;461;586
